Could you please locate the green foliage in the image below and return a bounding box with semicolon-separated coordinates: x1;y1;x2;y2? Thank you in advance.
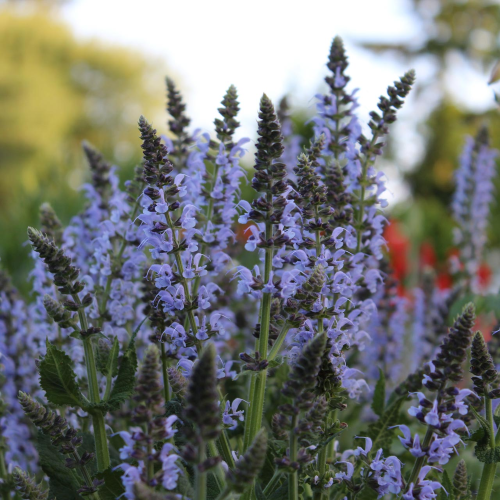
371;368;385;417
93;468;125;500
105;335;138;411
365;395;405;456
474;445;500;464
0;5;165;292
39;340;84;407
97;337;120;377
450;293;500;322
442;470;455;500
35;431;83;500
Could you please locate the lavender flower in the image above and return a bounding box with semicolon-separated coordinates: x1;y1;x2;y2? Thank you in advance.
452;128;498;292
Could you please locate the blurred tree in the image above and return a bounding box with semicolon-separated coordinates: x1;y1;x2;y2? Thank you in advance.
362;0;500;276
364;0;500;75
0;3;166;292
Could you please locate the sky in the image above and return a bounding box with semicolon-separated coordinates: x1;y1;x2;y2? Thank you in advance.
61;0;420;137
60;0;497;203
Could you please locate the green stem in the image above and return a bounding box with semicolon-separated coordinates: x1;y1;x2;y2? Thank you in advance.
263;469;283;496
405;425;434;489
267;323;290;361
195;446;207;500
477;395;497;500
0;450;8;500
244;370;267;451
146;438;154;482
258;244;273;356
72;294;110;472
164;212;201;349
214;488;232;500
192;162;220;298
477;463;497;500
160;342;171;404
288;414;299;500
73;450;101;500
0;449;6;480
243;241;273;451
91;411;110;472
314;446;327;500
242;370;257;450
98;196;142;325
353;133;380;253
217;429;236;470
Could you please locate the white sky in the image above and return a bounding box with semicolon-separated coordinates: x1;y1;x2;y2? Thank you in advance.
61;0;497;204
61;0;420;137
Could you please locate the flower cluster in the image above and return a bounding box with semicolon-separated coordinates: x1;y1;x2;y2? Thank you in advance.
2;34;500;500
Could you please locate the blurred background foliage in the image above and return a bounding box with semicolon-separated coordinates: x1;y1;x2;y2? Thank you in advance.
361;0;500;290
0;0;165;292
1;0;500;297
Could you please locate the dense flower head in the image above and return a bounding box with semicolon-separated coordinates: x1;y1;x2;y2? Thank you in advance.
27;227;82;295
452;128;498;291
430;303;475;386
470;331;499;397
165;77;192;164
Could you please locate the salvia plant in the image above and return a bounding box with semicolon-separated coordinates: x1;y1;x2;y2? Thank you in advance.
1;35;500;500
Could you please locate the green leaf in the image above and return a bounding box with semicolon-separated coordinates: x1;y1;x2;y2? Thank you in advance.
438;489;448;500
39;340;84;407
175;463;194;499
474;444;500;463
467;427;486;443
93;468;125;500
366;395;405;455
255;483;268;500
97;336;119;377
371;368;386;417
267;483;287;500
107;336;120;377
104;332;138;411
36;431;83;500
207;471;222;500
469;406;493;443
356;487;378;500
441;470;454;500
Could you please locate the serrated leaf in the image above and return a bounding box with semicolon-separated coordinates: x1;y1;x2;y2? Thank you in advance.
39;340;84;407
467;427;486;443
104;332;138;411
93;468;125;500
366;395;405;455
106;336;120;377
441;470;454;500
101;317;145;397
371;368;385;417
469;406;493;443
438;489;447;500
36;431;83;500
474;444;500;463
97;337;120;377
